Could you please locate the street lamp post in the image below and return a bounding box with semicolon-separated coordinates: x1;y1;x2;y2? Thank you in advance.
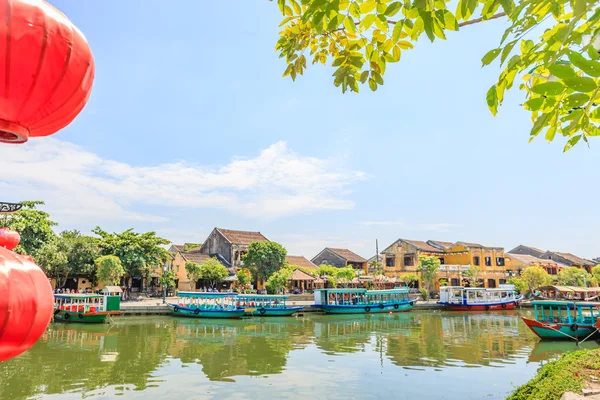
163;265;167;304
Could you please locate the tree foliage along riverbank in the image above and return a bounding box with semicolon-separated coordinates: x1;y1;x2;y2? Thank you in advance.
508;349;600;400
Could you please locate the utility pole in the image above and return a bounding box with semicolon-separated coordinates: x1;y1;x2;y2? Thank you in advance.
375;239;379;274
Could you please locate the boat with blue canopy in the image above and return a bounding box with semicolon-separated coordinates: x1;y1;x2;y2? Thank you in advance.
311;287;415;314
168;292;245;319
235;294;303;316
522;300;600;342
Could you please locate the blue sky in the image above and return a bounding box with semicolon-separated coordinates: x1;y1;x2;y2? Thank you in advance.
1;1;598;260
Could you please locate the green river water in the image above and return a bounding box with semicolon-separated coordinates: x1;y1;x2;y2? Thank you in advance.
1;310;597;399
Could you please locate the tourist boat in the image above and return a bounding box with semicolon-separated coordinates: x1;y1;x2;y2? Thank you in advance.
54;294;117;323
311;287;415;314
235;294;303;316
167;292;245;319
533;285;600;302
437;285;523;311
522;301;600;341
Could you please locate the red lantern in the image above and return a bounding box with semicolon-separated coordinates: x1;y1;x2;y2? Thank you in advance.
0;0;95;144
0;246;54;361
0;228;20;250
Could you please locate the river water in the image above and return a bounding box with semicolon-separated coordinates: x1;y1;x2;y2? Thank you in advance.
1;310;597;400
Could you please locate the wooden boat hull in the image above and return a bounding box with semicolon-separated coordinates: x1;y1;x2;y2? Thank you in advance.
168;304;245;319
522;317;599;341
241;306;303;316
312;302;414;314
438;299;520;311
53;309;109;324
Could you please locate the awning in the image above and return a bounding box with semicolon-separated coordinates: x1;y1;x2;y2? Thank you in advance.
100;286;123;294
290;269;315;281
224;275;238;282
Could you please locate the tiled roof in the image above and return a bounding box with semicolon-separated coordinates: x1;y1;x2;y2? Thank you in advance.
182;253;212;265
507;253;569;268
286;255;318;269
554;252;596;267
172;244;184;252
427;240;453;249
457;241;503;250
290;269;315;281
328;248;367;263
186;246;202;252
402;240;444;253
216;228;269;245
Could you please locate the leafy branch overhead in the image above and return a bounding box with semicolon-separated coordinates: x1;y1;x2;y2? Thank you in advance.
274;0;600;150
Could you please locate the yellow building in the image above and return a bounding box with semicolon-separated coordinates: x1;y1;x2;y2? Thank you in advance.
381;239;445;287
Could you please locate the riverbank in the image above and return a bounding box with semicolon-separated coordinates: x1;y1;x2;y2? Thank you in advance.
508;349;600;400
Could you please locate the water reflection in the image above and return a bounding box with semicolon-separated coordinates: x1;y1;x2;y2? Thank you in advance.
0;311;596;399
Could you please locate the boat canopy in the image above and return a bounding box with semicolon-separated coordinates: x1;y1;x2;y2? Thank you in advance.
532;300;600;307
314;288;367;294
54;294;104;299
237;294;290;299
536;285;600;293
366;288;409;295
177;291;238;298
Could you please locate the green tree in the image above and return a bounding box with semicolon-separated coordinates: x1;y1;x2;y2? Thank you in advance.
35;237;69;287
265;266;293;294
463;265;483;287
95;255;125;286
199;257;229;289
558;267;592;287
417;255;440;294
368;257;383;275
3;200;57;256
61;230;100;287
334;267;357;287
508;276;527;294
273;0;600;150
592;265;600;284
401;272;419;288
160;270;177;291
520;266;552;294
237;268;253;293
287;264;316;277
183;243;202;252
316;264;339;277
185;261;202;290
242;241;287;282
92;227;170;283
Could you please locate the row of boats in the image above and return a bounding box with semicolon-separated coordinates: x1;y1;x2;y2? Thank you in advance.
52;286;600;343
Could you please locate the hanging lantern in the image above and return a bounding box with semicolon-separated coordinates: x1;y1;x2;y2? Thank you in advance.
0;228;20;250
0;0;95;144
0;246;54;361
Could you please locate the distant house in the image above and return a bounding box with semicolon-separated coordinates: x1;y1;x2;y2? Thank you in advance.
507;253;568;276
311;248;368;272
381;239;444;277
594;257;600;265
199;228;269;268
286;255;318;270
538;251;596;273
508;245;546;258
426;240;454;251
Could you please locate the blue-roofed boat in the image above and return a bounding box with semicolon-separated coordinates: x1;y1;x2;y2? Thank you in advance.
235;294;303;316
167;292;245;319
522;300;600;341
437;285;523;311
311;287;416;314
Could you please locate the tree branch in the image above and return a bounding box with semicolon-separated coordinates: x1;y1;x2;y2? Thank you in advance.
458;12;507;27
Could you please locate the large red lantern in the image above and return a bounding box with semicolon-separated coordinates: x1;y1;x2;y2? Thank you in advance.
0;0;95;144
0;228;20;250
0;246;54;361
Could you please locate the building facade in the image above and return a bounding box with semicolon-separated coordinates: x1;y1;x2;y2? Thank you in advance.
538;251;596;273
199;228;269;268
311;248;368;272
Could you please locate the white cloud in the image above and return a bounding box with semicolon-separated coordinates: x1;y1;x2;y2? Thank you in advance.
0;139;367;223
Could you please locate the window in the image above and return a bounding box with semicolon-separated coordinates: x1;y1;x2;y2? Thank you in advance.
499;279;507;285
473;256;480;266
496;257;505;266
487;279;496;288
404;256;414;266
451;278;460;286
438;257;445;264
386;257;395;267
485;257;492;267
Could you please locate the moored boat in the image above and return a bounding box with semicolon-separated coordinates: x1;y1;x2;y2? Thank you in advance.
312;287;415;314
522;300;600;341
168;292;245;319
235;294;303;316
437;285;522;311
54;294;118;324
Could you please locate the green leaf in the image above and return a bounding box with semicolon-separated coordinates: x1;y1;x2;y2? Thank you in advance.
372;70;384;84
397;40;413;49
530;112;552;137
385;2;402;16
523;97;545;111
345;16;357;34
589;107;600;121
574;0;586;16
548;64;578;80
568;51;600;77
359;14;376;30
500;41;517;65
545;125;557;142
563;135;582;152
420;11;435;42
530;81;565;96
442;11;458;31
375;14;389;31
360;0;376;13
368;78;377;91
481;48;501;66
498;0;514;14
392;21;403;42
359;70;369;83
486;85;498;115
291;0;301;14
349;2;360;18
392;45;401;62
563;77;598;93
587;46;600;61
564;93;590;109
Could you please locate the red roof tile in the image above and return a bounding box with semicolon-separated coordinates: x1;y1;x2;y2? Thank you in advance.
328;248;367;263
216;228;269;245
402;240;444;253
286;255;318;269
